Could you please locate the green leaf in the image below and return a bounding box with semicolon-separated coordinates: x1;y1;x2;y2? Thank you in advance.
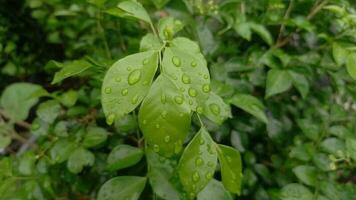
249;23;273;46
36;100;61;123
116;0;152;24
67;148;95;174
0;133;11;149
346;53;356;79
234;22;251;41
280;183;313;200
101;50;158;125
178;128;217;198
320;138;345;154
332;42;349;66
346;137;356;161
152;0;171;8
18;152;36;176
0;83;41;121
292;165;317;186
217;144;242;195
197;179;233;200
49;139;77;163
58;90;78;107
140;33;162;52
288;71;309;99
265;68;292;98
162;37;210;111
51;60;92;84
138;75;191;157
158;17;184;40
297;119;319;141
106;144;143;171
230;94;268;123
82;126;108;148
202;92;231;124
97;176;147;200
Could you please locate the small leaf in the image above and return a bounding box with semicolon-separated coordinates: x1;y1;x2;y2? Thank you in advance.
332;42;349;66
158;17;184;40
234;22;251;41
217;144;242;195
51;60;92;84
292;165;317;186
97;176;146;200
346;53;356;79
202;92;231;124
320;138;345;154
58;90;78;107
67;148;95;174
101;51;158;124
18;152;36;176
197;179;233;200
116;0;152;24
82;126;108;148
288;71;309;99
139;75;191;157
140;33;162;52
249;23;273;46
265;68;292;98
106;144;143;171
178;128;217;198
230;94;268;123
36;100;61;124
152;0;171;8
0;83;41;121
280;183;313;200
346;137;356;161
49;139;77;163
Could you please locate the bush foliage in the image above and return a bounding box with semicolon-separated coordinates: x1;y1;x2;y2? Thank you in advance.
0;0;356;199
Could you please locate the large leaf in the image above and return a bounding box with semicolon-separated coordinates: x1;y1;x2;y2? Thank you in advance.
0;83;41;121
217;144;242;195
178;128;217;199
117;0;152;24
280;183;313;200
265;68;292;98
139;75;191;157
162;37;210;111
102;51;158;124
292;165;317;186
202;92;231;124
346;52;356;79
106;144;143;171
51;60;92;84
197;179;233;200
67;148;95;174
230;94;268;123
97;176;146;200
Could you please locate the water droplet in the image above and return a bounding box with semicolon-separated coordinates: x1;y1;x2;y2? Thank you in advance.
155;123;160;129
161;110;167;118
131;95;139;104
205;172;213;179
126;66;132;71
209;103;220;115
191;61;197;67
202;84;210;93
182;74;191;84
172;75;178;80
159;157;165;163
226;156;232;163
199;138;205;145
128;69;141;85
174;96;184;104
208;145;215;155
174;140;182;154
189;100;193;105
104;87;112;94
143;58;149;65
142;80;149;86
207;161;214;167
179;113;184;117
180;87;185;92
121;88;128;96
188;88;197;97
142;120;147;125
195;157;203;166
153;144;160;153
172;56;181;67
192;184;196;190
192;172;200;182
106;114;115;125
161;94;166;104
203;74;209;79
115;77;122;82
164;135;170;143
196;106;204;114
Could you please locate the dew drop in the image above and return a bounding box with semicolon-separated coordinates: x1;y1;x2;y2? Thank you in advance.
203;74;209;79
142;80;149;86
202;84;211;93
207;145;215;155
128;69;141;85
195;157;203;166
131;95;139;104
126;66;132;71
172;75;178;80
188;88;197;97
161;110;167;118
106;113;115;125
191;61;197;67
226;156;232;163
179;113;184;117
196;106;204;114
172;56;181;67
180;87;185;92
104;87;112;94
182;74;191;84
142;119;147;125
205;172;213;179
192;172;200;182
155;123;160;129
153;144;160;153
121;88;128;96
192;184;196;190
174;140;182;154
174;96;184;104
164;135;170;143
209;103;220;115
115;77;122;82
161;94;167;104
143;58;149;65
199;138;205;145
207;161;214;167
189;100;193;105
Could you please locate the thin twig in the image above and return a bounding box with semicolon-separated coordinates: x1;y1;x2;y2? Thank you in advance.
277;0;294;44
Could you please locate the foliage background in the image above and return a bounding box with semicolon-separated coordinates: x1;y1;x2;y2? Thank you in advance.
0;0;356;199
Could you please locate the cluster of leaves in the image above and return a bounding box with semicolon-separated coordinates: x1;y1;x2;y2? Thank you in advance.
0;0;356;200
